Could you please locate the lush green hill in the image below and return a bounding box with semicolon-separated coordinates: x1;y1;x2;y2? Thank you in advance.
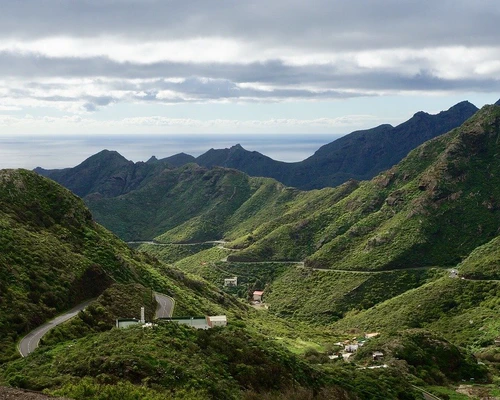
3;169;477;399
353;329;487;385
0;169;243;362
85;165;312;242
264;268;446;324
232;105;500;272
51;105;500;275
457;235;500;280
1;323;341;400
334;277;500;348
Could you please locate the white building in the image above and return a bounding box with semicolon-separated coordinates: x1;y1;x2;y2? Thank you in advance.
224;277;238;287
206;315;228;328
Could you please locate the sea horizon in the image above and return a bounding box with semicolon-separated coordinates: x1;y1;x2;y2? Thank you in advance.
0;133;344;170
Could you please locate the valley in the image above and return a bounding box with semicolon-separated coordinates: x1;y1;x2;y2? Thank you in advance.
3;102;500;399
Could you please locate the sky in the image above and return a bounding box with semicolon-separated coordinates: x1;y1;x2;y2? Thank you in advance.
1;0;500;168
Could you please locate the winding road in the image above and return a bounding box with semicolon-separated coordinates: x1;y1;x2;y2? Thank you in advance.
18;291;175;357
18;299;94;357
128;240;227;246
154;292;175;318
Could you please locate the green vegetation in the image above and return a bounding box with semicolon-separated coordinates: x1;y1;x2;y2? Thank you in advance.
7;104;500;398
354;330;488;385
335;277;500;349
228;106;500;272
135;242;215;263
0;323;337;399
83;106;500;282
0;169;244;362
265;267;445;324
458;236;500;280
178;259;294;300
41;283;156;347
174;246;232;270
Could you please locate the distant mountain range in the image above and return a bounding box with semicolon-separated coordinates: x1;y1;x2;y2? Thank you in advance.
194;101;479;189
36;100;480;192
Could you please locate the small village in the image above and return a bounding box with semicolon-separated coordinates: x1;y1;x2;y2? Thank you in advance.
224;276;387;366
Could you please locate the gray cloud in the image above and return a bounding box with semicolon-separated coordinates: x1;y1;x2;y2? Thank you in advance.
0;1;498;111
0;1;498;50
1;52;500;105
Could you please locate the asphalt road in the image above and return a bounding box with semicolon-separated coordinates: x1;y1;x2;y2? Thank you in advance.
154;292;175;318
18;299;94;357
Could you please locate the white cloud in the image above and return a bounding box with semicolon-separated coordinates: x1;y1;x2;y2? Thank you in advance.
0;113;392;135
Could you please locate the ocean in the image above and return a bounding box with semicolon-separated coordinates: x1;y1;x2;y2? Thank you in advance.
0;133;343;170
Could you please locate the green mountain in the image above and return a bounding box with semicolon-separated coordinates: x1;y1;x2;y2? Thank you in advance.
0;169;244;362
333;274;500;351
44;104;500;276
84;165;309;241
3;169;388;399
458;235;500;280
232;104;500;272
4;102;500;397
119;104;500;339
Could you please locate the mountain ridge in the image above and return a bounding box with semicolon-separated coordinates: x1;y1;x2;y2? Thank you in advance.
193;100;479;189
35;100;480;193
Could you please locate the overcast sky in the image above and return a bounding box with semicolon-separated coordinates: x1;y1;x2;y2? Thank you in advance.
0;0;499;140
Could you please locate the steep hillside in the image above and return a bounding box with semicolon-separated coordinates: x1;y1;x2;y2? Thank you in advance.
295;100;479;189
232;105;500;272
0;169;243;362
33;104;500;276
264;268;445;324
334;276;500;349
195;143;292;183
458;235;500;280
353;330;487;385
0;323;362;400
85;164;335;242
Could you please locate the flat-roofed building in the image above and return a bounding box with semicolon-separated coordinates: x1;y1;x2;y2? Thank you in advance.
253;290;264;302
206;315;227;328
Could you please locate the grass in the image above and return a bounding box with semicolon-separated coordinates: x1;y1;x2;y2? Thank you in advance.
134;242;215;264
